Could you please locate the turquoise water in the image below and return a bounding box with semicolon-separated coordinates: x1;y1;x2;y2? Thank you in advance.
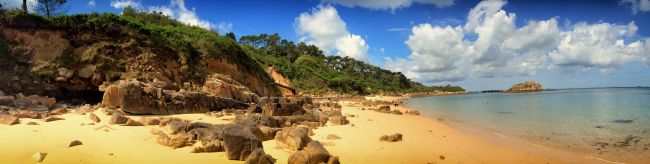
407;88;650;158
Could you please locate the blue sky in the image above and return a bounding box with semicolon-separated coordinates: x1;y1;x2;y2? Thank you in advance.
3;0;650;91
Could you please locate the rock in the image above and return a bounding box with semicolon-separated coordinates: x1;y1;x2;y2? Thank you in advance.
101;80;247;115
138;117;161;125
123;118;143;126
87;123;95;125
391;110;403;115
612;119;634;124
27;122;39;125
109;113;129;124
328;116;348;125
274;127;312;151
326;134;341;140
380;133;403;142
41;116;64;122
259;97;311;116
49;107;67;115
89;113;101;123
0;115;20;125
376;106;391;113
288;141;339;164
33;152;47;162
244;148;276;164
68;140;83;147
505;80;543;93
379;135;389;142
201;74;259;103
191;139;224;153
0;90;4;96
222;124;263;160
404;110;420;115
0;96;15;106
258;126;281;141
56;67;74;81
152;129;194;149
77;64;96;78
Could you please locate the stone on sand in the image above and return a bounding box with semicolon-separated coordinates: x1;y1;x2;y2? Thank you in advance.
33;152;47;162
244;148;276;164
0;115;19;125
89;113;101;123
68;140;83;147
274;127;312;151
288;141;339;164
109;113;129;124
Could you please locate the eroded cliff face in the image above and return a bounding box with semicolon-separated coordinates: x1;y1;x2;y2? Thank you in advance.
0;16;280;103
264;66;294;96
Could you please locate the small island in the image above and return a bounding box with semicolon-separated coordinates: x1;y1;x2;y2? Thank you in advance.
505;80;543;93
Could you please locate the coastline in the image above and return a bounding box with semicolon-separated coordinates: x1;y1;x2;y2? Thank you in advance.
0;95;622;163
399;95;636;164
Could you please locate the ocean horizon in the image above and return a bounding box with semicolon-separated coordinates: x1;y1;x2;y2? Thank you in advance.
407;87;650;162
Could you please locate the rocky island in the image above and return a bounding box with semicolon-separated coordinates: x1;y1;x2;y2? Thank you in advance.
504;80;543;93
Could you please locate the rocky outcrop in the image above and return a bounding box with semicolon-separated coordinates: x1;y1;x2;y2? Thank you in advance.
201;74;259;103
274;127;313;151
505;80;543;93
380;133;403;142
101;80;247;115
259;97;312;116
288;141;340;164
222;124;264;160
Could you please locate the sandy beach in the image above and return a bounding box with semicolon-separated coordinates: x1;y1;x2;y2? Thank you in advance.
0;95;619;164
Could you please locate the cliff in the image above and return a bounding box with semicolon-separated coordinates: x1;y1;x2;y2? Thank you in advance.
505;80;543;93
0;10;281;103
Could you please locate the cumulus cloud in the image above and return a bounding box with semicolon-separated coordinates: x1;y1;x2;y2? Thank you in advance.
295;6;369;61
385;0;649;84
88;0;96;7
620;0;650;14
322;0;455;11
110;0;223;31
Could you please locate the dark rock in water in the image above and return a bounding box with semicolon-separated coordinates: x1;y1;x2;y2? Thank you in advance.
68;140;83;147
288;141;339;164
496;111;513;114
244;148;276;164
612;119;634;124
222;124;263;160
101;80;248;115
595;125;604;129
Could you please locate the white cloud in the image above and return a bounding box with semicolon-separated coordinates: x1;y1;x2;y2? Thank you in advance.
549;22;643;74
322;0;455;11
385;0;650;84
216;21;233;34
110;0;141;9
335;34;369;60
111;0;220;31
88;0;96;7
1;0;38;12
295;6;369;61
620;0;650;14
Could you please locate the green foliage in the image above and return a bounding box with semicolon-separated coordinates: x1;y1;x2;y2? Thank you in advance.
242;34;464;95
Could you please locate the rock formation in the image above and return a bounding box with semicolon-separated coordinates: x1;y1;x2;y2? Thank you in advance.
505;80;543;93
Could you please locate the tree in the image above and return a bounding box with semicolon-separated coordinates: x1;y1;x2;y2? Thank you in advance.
35;0;68;17
22;0;28;13
225;32;236;41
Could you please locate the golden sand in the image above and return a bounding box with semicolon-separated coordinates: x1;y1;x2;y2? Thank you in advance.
0;96;612;163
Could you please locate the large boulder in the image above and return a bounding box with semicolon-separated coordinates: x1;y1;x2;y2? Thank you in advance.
201;74;259;103
288;141;340;164
0;115;19;125
222;124;264;160
274;127;312;151
244;148;276;164
109;113;129;124
259;97;311;116
328;116;348;125
101;80;247;115
152;129;194;149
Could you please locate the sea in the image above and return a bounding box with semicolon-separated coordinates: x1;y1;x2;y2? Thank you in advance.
406;87;650;163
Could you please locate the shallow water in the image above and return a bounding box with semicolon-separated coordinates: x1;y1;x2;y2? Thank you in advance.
407;88;650;162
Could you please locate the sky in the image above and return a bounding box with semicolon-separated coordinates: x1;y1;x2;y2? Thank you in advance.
3;0;650;91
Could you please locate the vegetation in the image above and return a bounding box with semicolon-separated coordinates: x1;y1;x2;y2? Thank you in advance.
0;6;463;95
238;33;465;94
